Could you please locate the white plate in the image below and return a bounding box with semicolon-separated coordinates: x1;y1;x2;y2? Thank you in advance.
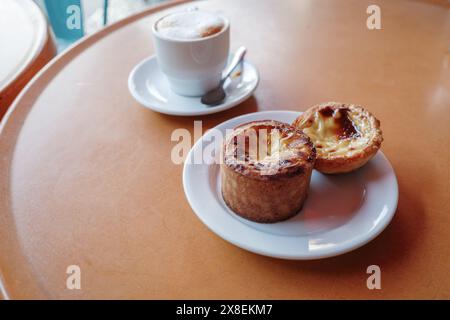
128;54;259;116
183;111;398;260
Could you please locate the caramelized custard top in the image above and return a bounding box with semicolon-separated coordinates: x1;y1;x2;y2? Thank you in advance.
294;102;381;159
223;120;316;179
318;106;361;140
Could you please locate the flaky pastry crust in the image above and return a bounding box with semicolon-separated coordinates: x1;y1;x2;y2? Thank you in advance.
293;102;383;174
221;120;316;223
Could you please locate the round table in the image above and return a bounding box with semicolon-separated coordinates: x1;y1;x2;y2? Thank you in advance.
0;0;449;299
0;0;56;120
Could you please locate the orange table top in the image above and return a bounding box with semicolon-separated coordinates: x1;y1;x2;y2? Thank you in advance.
0;0;449;299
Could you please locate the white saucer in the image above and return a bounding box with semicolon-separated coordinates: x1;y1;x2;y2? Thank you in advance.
128;54;259;116
183;111;398;260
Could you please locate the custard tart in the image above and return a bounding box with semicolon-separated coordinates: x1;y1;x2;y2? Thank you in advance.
293;102;383;174
221;120;316;223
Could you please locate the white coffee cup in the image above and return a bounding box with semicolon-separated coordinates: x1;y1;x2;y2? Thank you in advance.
152;11;230;97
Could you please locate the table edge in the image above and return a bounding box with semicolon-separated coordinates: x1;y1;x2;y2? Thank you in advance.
0;0;192;300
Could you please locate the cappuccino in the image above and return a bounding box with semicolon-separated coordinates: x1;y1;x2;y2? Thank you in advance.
156;11;225;40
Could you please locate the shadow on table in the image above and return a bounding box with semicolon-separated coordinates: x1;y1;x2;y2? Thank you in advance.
150;95;260;130
246;176;426;276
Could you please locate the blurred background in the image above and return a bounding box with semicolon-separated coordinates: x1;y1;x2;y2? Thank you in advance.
35;0;168;52
0;0;172;117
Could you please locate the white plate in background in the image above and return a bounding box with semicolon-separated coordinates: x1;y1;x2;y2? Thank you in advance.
128;54;259;116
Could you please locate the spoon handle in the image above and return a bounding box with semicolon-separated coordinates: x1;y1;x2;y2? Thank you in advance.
221;46;247;83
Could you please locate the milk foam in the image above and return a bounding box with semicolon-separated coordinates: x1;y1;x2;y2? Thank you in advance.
156;11;225;40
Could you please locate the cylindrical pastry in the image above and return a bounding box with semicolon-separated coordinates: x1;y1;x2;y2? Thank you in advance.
293;102;383;174
221;120;316;223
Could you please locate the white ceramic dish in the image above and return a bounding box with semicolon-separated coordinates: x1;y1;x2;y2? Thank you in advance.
183;111;398;260
128;54;259;116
